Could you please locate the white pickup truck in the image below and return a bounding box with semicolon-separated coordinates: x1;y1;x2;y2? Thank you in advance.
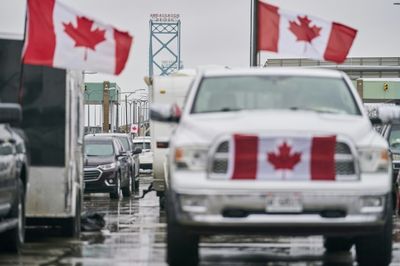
151;68;394;266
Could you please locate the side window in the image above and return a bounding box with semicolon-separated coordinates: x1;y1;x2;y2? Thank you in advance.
114;141;121;155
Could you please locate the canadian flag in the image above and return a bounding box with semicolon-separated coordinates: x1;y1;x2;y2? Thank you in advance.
229;135;336;181
130;124;138;134
23;0;133;75
257;1;357;64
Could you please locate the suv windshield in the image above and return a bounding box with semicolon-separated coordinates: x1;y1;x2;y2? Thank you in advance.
85;142;114;156
192;76;360;115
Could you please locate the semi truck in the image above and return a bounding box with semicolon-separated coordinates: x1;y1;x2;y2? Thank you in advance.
0;33;84;236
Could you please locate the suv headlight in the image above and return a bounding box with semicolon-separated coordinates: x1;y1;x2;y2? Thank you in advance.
98;162;117;171
174;146;208;171
358;148;389;173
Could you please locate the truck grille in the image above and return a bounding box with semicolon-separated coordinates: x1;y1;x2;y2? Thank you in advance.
209;140;357;179
84;169;101;181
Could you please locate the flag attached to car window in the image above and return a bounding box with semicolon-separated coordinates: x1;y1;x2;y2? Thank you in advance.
23;0;133;75
257;1;357;64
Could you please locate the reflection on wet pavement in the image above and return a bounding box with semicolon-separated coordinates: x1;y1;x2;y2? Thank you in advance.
0;175;398;265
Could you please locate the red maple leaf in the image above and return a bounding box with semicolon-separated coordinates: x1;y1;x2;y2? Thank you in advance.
63;16;106;61
267;142;301;170
289;16;321;43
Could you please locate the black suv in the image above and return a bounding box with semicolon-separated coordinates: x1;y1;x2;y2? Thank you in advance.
0;103;29;252
84;135;134;199
89;133;141;193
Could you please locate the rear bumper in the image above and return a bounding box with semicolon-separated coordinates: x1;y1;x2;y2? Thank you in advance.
170;191;389;236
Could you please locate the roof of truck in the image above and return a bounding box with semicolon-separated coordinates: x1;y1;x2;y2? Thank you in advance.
202;67;345;78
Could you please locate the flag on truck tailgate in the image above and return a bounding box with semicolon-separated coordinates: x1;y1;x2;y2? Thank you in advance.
230;135;336;181
257;1;357;64
23;0;133;75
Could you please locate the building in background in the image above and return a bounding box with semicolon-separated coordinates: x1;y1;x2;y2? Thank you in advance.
84;82;121;134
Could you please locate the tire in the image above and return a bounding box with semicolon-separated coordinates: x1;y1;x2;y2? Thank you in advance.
62;189;81;238
110;174;121;199
135;177;140;194
355;197;393;266
159;195;166;210
122;171;132;198
130;168;136;193
3;179;25;253
324;237;353;252
166;193;199;266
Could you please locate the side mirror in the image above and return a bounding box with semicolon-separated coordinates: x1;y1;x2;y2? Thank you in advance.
0;103;22;126
150;103;181;123
133;147;142;154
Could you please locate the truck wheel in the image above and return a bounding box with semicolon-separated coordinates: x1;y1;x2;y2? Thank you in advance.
110;174;121;200
122;172;132;198
62;189;81;238
3;179;25;252
355;198;393;266
167;194;199;266
324;237;353;252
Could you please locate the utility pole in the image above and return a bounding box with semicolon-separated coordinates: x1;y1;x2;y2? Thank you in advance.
87;103;90;132
116;90;119;132
125;95;128;133
250;0;259;67
102;81;110;133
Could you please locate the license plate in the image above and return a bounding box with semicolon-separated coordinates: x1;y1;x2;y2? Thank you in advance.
266;193;303;213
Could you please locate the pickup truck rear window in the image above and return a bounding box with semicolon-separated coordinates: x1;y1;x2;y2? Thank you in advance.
192;76;360;115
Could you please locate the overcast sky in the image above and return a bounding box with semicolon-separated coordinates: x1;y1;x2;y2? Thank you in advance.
1;0;399;96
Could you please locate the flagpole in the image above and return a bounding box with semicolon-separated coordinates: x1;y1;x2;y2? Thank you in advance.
18;6;28;106
250;0;258;67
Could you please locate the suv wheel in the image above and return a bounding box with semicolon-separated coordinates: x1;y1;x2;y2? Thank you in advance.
3;179;25;252
134;173;139;194
122;171;132;198
166;193;199;266
355;197;393;266
110;174;121;199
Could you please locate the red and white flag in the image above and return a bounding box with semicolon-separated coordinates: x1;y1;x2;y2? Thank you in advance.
130;124;138;134
257;1;357;64
23;0;133;75
229;135;336;181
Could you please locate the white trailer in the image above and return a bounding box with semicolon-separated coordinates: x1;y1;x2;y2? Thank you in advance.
150;70;195;207
0;35;84;236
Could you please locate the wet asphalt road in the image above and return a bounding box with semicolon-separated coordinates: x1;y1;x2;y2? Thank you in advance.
0;175;398;266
